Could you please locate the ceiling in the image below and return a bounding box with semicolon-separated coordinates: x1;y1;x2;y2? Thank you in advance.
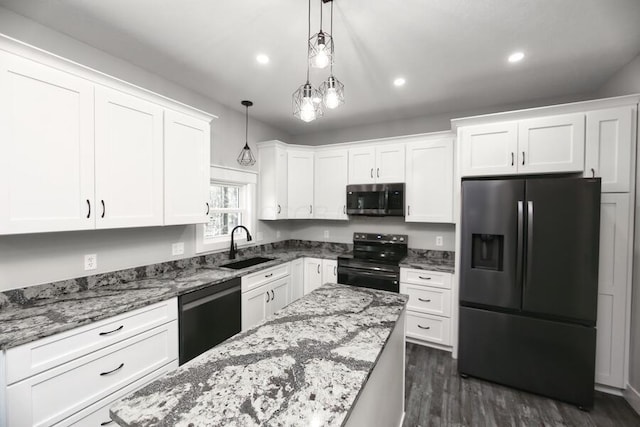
1;0;639;136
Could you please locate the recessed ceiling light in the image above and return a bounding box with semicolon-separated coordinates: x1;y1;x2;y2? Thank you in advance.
508;52;525;63
256;54;269;64
393;77;406;87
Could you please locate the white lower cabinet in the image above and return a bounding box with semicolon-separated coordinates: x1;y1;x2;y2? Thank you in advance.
400;268;454;350
2;298;178;427
595;193;632;389
241;266;292;331
322;259;338;284
290;258;304;302
304;257;323;295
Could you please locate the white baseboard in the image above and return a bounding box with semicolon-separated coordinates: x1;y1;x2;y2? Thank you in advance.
624;384;640;416
406;336;452;353
595;383;624;396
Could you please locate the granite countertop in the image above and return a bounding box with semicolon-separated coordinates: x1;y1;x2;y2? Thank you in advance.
0;241;452;350
110;283;408;427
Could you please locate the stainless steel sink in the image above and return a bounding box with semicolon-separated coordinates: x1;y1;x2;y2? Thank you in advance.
220;257;275;270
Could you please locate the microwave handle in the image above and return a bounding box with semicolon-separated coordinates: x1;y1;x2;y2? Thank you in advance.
384;189;389;213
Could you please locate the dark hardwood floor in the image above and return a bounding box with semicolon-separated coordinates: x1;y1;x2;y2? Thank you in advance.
403;343;640;427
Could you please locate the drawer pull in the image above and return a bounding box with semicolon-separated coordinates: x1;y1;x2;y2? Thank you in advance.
271;290;275;300
266;291;270;302
418;298;432;302
265;273;273;278
100;363;124;376
101;420;114;426
417;324;431;330
418;276;432;280
99;325;124;336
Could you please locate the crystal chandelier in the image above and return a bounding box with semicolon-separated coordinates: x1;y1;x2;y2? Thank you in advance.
237;100;256;166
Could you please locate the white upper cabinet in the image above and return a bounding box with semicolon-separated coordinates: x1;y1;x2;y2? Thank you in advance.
258;142;288;220
518;113;585;174
460;122;518;176
287;150;314;219
314;149;348;220
164;110;211;225
348;143;405;184
0;52;95;234
585;106;636;192
460;114;585;177
405;137;454;223
94;86;164;229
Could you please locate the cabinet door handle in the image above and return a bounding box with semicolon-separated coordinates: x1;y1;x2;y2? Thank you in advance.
317;264;320;274
511;152;514;166
101;200;106;218
591;168;595;178
277;204;281;214
522;151;525;166
99;325;124;336
334;266;337;276
343;205;346;214
310;205;313;214
86;199;91;218
377;167;380;178
206;202;210;215
418;298;432;303
100;363;124;376
417;324;431;330
418;276;431;280
265;273;273;278
100;421;114;426
271;289;274;300
408;205;411;216
370;168;374;178
266;291;270;302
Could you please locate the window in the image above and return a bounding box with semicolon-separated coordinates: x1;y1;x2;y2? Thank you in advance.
204;183;245;242
196;166;257;253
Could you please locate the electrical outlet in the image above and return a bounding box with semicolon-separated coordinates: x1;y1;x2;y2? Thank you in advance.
257;231;264;241
84;254;97;271
172;242;185;256
276;230;281;239
324;230;330;239
436;236;444;247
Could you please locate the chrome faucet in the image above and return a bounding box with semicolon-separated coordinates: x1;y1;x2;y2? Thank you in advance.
229;225;252;259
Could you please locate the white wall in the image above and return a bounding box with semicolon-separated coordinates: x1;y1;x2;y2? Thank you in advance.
597;51;640;402
289;218;455;251
0;7;291;291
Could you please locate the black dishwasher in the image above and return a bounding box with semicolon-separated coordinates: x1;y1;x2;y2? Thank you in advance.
178;277;241;365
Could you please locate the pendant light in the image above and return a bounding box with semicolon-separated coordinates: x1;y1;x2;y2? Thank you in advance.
320;0;344;109
237;100;256;166
293;0;323;122
309;0;333;69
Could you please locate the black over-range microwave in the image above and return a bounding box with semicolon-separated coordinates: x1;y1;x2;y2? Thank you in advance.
346;183;405;216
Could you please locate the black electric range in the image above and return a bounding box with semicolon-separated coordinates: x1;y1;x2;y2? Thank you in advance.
337;232;408;293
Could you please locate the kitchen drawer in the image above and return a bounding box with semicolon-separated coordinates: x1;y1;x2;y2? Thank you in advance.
6;298;177;385
400;268;452;290
7;321;178;427
54;360;178;427
242;262;290;292
400;284;451;317
405;312;451;346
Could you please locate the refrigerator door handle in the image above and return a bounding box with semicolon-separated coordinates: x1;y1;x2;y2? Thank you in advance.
525;201;534;288
516;201;524;286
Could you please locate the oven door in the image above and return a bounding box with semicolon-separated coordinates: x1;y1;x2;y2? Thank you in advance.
337;265;400;293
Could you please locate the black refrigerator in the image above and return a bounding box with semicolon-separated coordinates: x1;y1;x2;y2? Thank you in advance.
458;176;601;409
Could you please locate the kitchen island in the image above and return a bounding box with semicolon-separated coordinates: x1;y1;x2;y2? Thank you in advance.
109;283;408;427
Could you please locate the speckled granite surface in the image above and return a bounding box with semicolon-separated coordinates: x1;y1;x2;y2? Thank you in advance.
399;249;455;273
110;283;408;427
0;240;452;350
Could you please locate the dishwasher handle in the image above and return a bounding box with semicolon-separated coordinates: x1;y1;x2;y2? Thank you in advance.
181;285;240;311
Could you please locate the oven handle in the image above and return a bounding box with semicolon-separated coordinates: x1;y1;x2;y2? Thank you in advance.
338;267;398;280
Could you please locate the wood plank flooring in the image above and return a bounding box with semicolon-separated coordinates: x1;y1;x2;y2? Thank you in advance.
403;343;640;427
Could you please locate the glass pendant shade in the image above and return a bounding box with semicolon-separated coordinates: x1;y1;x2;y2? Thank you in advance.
292;82;323;122
320;75;344;109
237;100;256;166
309;31;333;69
